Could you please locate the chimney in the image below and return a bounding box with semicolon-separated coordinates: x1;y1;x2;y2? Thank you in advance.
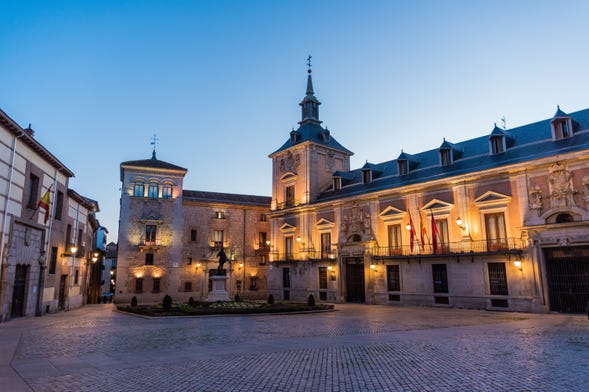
24;123;34;137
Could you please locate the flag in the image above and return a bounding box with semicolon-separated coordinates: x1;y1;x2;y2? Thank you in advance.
38;185;52;224
430;209;439;253
419;211;428;249
408;210;417;251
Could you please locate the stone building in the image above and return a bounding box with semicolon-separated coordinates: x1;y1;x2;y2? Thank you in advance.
0;108;103;322
115;153;271;305
266;68;589;313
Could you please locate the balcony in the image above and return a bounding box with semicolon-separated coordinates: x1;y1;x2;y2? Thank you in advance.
138;239;162;251
276;199;301;210
371;238;524;259
255;242;270;255
307;249;338;261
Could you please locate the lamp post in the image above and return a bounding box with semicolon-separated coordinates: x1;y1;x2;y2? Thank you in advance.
35;251;47;316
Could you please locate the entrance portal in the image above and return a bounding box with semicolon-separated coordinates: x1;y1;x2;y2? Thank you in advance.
345;258;365;303
545;246;589;313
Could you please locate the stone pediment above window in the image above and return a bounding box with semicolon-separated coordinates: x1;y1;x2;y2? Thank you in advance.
474;191;511;208
140;211;162;222
315;218;335;230
280;223;296;234
422;199;453;214
379;206;406;223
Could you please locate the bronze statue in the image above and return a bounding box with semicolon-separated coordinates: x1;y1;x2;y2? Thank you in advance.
216;248;228;274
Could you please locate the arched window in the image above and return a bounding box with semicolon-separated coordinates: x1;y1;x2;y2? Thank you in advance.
555;213;573;223
348;234;361;242
148;183;159;198
133;182;145;197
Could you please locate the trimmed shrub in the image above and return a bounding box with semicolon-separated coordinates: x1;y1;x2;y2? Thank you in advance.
188;297;196;307
131;296;137;307
234;292;241;302
307;294;316;307
162;295;172;312
267;293;275;305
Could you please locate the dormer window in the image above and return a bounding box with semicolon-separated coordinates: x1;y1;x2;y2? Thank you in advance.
362;169;372;184
320;128;330;142
398;159;408;176
333;177;342;190
440;148;452;166
290;129;300;144
552;119;571;140
489;135;505;154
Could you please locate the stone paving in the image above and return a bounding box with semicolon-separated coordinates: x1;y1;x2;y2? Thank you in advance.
1;304;588;391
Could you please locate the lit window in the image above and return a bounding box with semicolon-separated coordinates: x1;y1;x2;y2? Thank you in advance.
285;185;295;207
285;236;294;260
213;230;224;247
145;225;157;244
215;211;225;219
260;214;267;222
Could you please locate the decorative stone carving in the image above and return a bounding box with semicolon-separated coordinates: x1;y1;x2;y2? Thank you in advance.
582;176;589;202
279;151;300;173
528;185;543;213
342;203;373;242
326;152;335;172
548;162;577;208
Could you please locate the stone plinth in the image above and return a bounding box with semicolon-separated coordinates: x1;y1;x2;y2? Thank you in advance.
206;275;230;302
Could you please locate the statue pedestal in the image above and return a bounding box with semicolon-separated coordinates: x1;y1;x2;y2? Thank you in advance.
206;275;230;302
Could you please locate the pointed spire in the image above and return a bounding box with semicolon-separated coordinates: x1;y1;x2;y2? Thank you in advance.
150;133;159;160
299;55;322;125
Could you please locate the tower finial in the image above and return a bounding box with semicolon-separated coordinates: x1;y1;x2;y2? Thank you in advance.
150;133;160;159
306;54;312;73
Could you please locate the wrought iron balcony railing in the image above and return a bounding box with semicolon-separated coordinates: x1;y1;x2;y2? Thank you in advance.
371;238;524;258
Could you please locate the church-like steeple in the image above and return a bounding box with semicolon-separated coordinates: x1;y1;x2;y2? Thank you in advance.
299;55;322;125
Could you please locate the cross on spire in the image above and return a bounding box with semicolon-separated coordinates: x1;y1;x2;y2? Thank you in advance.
150;133;159;159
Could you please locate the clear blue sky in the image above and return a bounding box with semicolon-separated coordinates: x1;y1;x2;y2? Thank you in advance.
2;1;589;242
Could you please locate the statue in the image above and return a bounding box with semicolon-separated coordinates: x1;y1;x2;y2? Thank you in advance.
216;248;228;275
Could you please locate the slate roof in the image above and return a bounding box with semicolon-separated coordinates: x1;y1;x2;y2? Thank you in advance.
271;122;353;156
120;154;187;180
183;190;271;207
316;107;589;202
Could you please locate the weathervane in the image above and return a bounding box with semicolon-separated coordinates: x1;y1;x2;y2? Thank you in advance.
150;133;160;159
306;55;312;73
501;116;506;130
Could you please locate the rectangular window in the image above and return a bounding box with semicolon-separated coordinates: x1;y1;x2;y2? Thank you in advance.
488;262;508;295
485;213;507;251
145;253;154;265
65;224;72;250
283;267;290;288
260;213;267;222
152;278;160;293
133;183;145;197
187;257;192;265
250;276;258;290
77;229;83;248
320;233;331;259
333;177;342;190
145;225;157;244
213;230;224;247
386;265;400;291
435;219;449;252
49;247;58;274
55;191;64;221
554;120;570;139
259;232;268;248
440;149;452;166
27;174;39;209
74;269;79;285
398;160;408;176
318;267;327;290
362;170;371;184
260;255;268;264
135;278;143;293
432;264;448;293
285;236;293;260
184;281;193;292
285;185;295;207
490;136;504;154
162;185;172;199
190;229;197;242
387;225;402;255
214;211;225;219
148;183;158;198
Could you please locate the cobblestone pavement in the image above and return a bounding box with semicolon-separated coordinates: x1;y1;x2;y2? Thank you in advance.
1;304;588;391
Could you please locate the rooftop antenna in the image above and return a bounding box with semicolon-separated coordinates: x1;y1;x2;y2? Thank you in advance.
150;133;159;159
501;116;506;130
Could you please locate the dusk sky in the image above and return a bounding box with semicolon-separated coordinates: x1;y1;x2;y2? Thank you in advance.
2;1;589;241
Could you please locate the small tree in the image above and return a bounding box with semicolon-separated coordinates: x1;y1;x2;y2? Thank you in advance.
188;296;196;307
267;293;275;305
307;294;316;307
131;296;138;307
162;294;172;312
234;292;241;302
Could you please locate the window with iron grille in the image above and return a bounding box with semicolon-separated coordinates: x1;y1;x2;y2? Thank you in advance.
318;267;327;290
432;264;448;293
145;253;154;265
387;265;400;291
135;278;143;293
488;262;508;295
27;174;39;209
49;247;57;274
152;278;160;293
283;268;290;288
184;281;192;292
55;191;64;220
190;229;197;242
145;225;157;244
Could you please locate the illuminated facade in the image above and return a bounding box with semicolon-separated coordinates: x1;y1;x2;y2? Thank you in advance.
267;69;589;313
116;153;271;304
0;109;103;322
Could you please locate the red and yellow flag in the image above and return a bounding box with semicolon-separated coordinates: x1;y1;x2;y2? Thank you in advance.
38;185;52;224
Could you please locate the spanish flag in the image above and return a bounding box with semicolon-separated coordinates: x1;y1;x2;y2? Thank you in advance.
38;185;52;224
